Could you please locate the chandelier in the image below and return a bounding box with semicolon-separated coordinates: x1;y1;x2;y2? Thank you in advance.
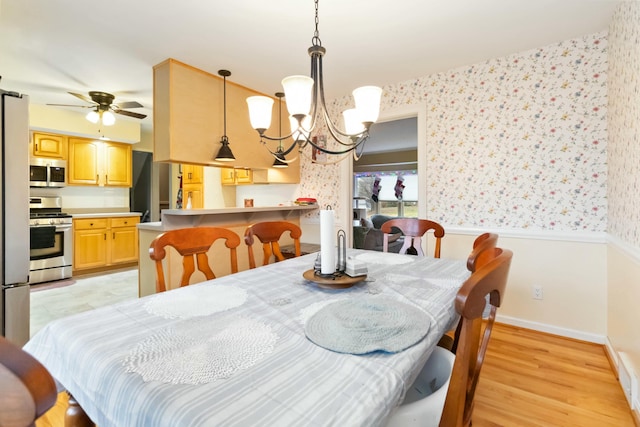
246;0;383;164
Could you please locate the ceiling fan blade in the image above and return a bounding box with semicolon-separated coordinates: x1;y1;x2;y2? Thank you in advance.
115;101;143;109
113;109;147;119
68;91;95;104
46;103;92;108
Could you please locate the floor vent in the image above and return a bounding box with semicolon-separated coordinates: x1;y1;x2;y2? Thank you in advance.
618;352;637;409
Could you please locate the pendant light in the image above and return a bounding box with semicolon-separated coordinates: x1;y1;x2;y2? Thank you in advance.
214;69;236;162
272;92;288;168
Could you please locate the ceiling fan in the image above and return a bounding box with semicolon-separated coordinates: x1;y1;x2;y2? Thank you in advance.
48;91;147;123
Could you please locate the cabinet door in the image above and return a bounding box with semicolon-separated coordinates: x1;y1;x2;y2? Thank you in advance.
104;142;132;187
111;227;138;264
74;229;108;269
32;132;67;159
235;168;252;184
68;138;100;185
182;164;203;184
183;184;203;209
220;168;235;185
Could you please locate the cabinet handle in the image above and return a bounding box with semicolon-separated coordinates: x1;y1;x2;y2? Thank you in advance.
90;223;93;226
35;143;38;151
104;233;106;240
124;221;128;225
113;232;115;239
96;174;99;182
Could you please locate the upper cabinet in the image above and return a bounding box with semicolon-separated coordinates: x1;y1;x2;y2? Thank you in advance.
153;58;299;183
68;137;132;187
31;132;67;159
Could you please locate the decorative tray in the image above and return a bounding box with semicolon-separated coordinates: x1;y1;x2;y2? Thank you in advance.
302;269;367;290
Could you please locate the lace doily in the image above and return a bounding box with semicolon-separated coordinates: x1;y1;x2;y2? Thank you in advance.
144;284;247;319
124;315;278;384
355;252;415;265
305;296;431;354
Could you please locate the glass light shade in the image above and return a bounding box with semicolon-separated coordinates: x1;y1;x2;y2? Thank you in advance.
281;75;314;116
246;96;274;130
289;115;311;142
86;110;100;124
352;86;383;123
102;111;116;126
342;109;366;135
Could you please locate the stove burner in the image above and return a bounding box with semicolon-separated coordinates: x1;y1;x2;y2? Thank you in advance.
29;212;72;219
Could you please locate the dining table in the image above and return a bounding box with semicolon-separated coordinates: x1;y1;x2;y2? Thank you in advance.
24;249;470;427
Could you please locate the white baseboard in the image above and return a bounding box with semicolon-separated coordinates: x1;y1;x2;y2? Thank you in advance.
496;314;606;344
605;337;619;371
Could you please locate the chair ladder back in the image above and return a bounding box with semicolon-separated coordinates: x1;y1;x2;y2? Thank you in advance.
245;221;302;269
381;218;445;258
149;227;240;293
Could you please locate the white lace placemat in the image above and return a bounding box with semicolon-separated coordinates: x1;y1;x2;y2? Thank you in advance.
355;252;415;265
144;284;247;319
304;296;431;354
124;315;278;384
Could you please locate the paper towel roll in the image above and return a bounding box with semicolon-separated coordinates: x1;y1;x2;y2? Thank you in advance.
320;209;335;275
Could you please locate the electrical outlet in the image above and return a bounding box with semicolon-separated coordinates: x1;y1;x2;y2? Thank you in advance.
532;285;543;300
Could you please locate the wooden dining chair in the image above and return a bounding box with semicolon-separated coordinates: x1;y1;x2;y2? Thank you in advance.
149;227;241;293
381;218;445;257
466;232;499;272
440;247;513;427
0;336;58;427
244;221;302;269
439;233;501;353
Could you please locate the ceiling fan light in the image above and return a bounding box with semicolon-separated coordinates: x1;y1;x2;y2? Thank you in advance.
281;75;314;116
86;110;100;124
102;110;116;126
246;96;274;131
352;86;383;124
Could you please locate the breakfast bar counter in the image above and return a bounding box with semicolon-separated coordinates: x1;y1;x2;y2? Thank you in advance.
137;205;318;297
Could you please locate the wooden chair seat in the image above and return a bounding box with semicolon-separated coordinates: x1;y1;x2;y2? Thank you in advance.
0;336;57;427
381;218;445;257
244;221;302;269
149;227;241;293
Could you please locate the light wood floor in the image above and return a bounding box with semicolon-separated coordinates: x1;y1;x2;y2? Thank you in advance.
35;322;636;427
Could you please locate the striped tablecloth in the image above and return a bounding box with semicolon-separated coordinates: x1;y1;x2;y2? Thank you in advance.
24;249;469;427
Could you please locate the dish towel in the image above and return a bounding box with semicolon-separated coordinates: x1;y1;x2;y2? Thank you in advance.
304;296;431;354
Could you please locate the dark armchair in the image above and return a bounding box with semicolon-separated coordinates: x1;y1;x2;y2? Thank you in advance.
353;214;404;253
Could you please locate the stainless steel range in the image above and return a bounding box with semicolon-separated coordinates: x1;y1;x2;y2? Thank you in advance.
29;196;73;284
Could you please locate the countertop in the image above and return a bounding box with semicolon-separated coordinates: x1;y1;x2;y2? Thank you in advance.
72;212;142;219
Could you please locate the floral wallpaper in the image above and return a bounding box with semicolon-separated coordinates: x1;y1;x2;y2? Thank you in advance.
301;31;609;232
608;2;640;248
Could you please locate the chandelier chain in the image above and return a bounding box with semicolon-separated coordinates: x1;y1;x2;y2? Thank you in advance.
313;0;321;46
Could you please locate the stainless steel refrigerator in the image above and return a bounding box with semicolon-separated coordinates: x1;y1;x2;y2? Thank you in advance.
0;89;31;346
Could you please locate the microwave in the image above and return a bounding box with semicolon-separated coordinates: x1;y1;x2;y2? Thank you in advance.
30;158;66;187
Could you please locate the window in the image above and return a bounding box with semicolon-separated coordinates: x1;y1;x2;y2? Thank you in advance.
354;171;418;217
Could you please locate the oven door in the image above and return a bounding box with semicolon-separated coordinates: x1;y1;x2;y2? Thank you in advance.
29;164;48;187
29;224;72;272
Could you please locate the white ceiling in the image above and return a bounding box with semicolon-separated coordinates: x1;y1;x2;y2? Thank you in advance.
0;0;622;131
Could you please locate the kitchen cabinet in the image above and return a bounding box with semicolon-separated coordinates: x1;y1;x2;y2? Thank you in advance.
220;168;254;185
182;164;203;184
31;132;67;159
181;164;204;208
153;58;299;183
68;137;132;187
73;216;140;271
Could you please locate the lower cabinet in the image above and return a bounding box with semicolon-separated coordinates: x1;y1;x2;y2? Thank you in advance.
73;216;140;271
